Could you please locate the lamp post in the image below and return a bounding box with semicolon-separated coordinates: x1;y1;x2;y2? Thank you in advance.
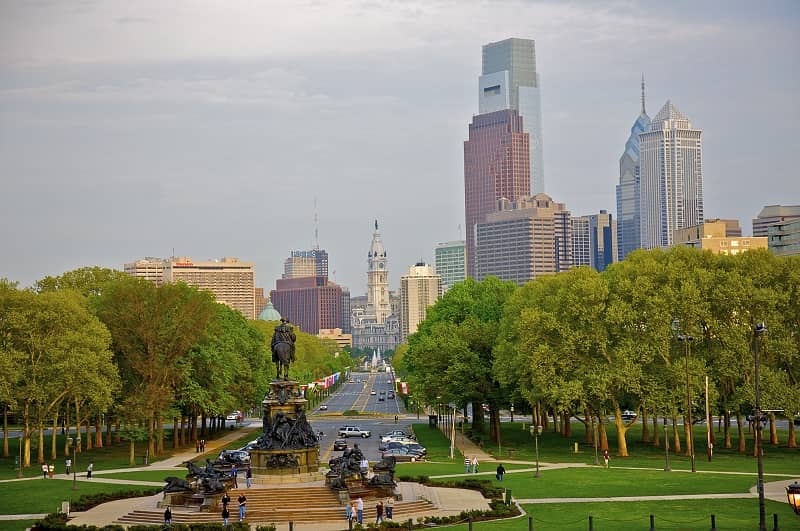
663;416;671;472
71;436;81;490
753;322;767;531
673;319;696;473
786;481;800;516
530;425;543;478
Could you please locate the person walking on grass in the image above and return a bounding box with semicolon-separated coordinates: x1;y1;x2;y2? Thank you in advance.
471;456;479;474
496;463;506;481
464;456;471;473
603;449;610;468
87;462;93;479
65;458;71;476
48;463;54;478
42;463;48;479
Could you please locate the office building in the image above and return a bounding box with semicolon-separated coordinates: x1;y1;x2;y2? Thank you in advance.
639;101;704;249
768;218;800;256
464;109;530;277
339;287;351;334
475;193;571;285
479;38;545;194
124;257;165;285
162;257;256;319
283;249;329;279
399;262;441;342
318;328;352;349
616;78;650;260
673;219;767;255
270;276;342;335
571;217;592;268
753;205;800;237
434;240;466;293
254;287;268;317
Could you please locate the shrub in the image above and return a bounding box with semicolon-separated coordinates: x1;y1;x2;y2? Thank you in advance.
343;409;360;416
256;525;277;531
70;488;162;511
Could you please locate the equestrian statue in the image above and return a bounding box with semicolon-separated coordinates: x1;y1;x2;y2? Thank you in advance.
271;318;296;380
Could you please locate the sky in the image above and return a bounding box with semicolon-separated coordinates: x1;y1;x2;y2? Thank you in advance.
1;0;798;294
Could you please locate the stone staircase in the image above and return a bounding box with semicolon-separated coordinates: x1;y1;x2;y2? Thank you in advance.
115;485;434;525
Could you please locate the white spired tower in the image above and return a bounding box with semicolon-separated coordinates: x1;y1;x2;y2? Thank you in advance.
639;101;704;249
366;220;392;324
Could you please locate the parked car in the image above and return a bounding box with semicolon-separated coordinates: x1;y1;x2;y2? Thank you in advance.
370;390;377;395
338;426;371;438
319;404;328;411
217;449;250;466
388;392;395;399
239;439;259;451
333;439;348;451
746;413;768;424
379;441;427;455
380;430;415;442
381;446;424;462
226;411;241;421
621;410;637;421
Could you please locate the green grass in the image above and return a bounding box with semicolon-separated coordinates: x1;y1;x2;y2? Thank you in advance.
0;520;38;531
0;479;158;514
441;499;797;530
94;469;184;482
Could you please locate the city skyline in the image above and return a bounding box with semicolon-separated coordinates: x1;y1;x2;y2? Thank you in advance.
1;1;798;292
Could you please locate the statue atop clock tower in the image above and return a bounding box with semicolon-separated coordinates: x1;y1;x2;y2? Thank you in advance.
366;220;391;324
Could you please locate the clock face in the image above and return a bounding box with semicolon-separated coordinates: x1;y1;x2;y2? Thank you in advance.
379;263;384;269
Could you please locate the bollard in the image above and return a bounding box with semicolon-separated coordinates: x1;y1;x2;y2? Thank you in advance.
710;513;716;531
588;514;594;531
529;515;533;531
772;512;779;531
348;517;353;531
468;516;473;531
649;513;655;531
289;522;294;531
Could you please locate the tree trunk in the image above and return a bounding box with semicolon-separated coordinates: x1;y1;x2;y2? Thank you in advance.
85;418;93;451
471;401;485;434
723;411;732;449
683;415;691;456
584;410;592;444
191;414;198;443
562;412;571;437
788;419;797;448
641;409;650;443
51;413;58;461
489;407;501;444
24;421;31;467
105;417;112;447
95;416;103;448
736;413;746;453
147;412;155;458
2;407;8;457
129;438;135;466
157;414;164;456
652;414;660;448
768;414;778;445
74;400;82;453
115;419;122;444
37;422;45;464
179;416;186;447
598;414;609;452
612;405;630;457
173;416;179;449
63;406;70;456
672;414;682;454
201;413;207;439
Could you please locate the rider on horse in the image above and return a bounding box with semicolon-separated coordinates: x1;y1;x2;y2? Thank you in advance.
271;318;296;363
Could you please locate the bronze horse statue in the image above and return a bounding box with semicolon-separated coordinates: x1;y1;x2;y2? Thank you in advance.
271;319;296;380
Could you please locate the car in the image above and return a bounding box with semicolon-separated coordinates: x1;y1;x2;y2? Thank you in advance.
319;404;328;411
216;449;250;466
338;426;371;438
379;441;427;454
380;436;417;446
370;390;377;396
388;392;395;399
381;446;424;462
621;410;637;421
379;391;386;395
378;396;385;402
746;413;768;424
333;439;348;451
380;430;415;442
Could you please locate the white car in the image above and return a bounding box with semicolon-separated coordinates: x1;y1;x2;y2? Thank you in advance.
226;410;242;421
380;435;417;444
319;404;328;411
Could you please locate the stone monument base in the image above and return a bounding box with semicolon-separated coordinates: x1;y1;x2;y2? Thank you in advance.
250;446;320;476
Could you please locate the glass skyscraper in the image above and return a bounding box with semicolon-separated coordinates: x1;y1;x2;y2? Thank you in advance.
479;38;545;194
434;240;466;293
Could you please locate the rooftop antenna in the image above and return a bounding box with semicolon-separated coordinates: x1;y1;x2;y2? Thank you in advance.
641;73;646;115
313;197;320;250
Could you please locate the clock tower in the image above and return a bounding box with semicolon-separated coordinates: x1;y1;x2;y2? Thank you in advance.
366;220;391;324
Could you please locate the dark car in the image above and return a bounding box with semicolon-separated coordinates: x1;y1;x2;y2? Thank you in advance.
216;449;250;466
333;439;348;451
746;413;768;424
388;392;395;399
379;441;427;455
382;446;424;462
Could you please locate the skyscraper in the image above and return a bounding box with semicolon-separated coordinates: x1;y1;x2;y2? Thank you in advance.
366;220;391;324
399;262;441;342
270;276;342;335
163;257;256;319
639;101;704;249
283;249;329;279
573;211;618;272
434;240;466;293
480;38;545;194
616;78;650;260
464;109;530;277
752;205;800;237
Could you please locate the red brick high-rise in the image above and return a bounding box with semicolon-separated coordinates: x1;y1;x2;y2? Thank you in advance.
270;276;342;335
464;109;530;277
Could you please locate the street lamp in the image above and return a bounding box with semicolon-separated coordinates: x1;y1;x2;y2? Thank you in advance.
663;417;671;472
673;319;696;473
530;425;543;478
70;436;81;490
786;481;800;515
753;321;767;531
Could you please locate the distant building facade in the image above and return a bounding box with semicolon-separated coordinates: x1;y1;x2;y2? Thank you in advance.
318;328;353;349
399;263;441;342
254;287;268;317
639;101;704;249
572;211;617;272
768;218;800;256
752;205;800;237
475;193;571;285
434;240;466;293
283;249;329;279
162;257;256;319
270;276;342;335
673;219;767;255
616;78;650;260
124;257;165;285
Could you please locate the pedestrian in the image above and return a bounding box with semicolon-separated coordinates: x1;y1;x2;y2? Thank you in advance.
464;456;471;473
231;464;238;488
201;439;206;452
221;492;231;510
356;497;364;524
471;456;479;474
603;449;609;468
375;500;384;523
195;440;200;453
385;497;394;519
345;500;352;522
48;463;55;478
237;493;247;521
65;457;71;475
163;506;172;526
42;463;48;479
394;415;398;424
496;463;506;481
245;465;252;488
221;506;230;526
87;462;93;479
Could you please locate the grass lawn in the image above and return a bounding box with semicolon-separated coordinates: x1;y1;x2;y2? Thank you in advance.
94;469;184;482
441;499;797;530
0;520;38;531
0;479;158;514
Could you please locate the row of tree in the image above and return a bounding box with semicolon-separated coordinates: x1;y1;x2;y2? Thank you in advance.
400;248;800;456
1;267;352;467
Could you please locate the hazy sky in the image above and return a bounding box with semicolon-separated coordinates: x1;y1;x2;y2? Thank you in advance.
2;0;798;294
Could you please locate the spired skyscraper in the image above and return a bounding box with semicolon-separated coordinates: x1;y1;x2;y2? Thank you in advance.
639;101;704;249
479;38;545;195
616;78;650;260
